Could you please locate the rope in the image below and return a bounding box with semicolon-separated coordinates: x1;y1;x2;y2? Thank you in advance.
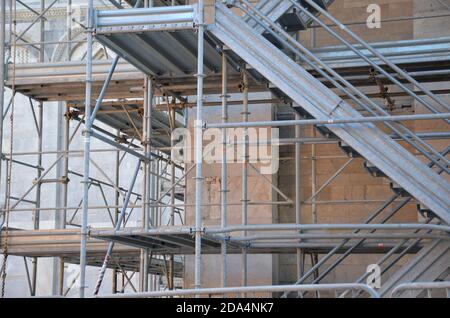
1;0;16;297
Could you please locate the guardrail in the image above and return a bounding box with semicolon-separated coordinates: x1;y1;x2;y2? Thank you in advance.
391;282;450;298
95;283;380;298
95;5;198;33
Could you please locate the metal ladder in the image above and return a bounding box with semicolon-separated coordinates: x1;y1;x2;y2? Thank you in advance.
210;1;450;224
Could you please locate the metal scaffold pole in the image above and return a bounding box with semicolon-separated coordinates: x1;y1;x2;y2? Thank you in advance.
28;0;45;297
295;112;303;280
53;100;66;295
169;114;175;290
112;130;120;294
60;107;70;295
55;4;72;288
152;156;159;291
311;126;319;286
31;99;43;296
194;0;205;292
141;0;153;294
80;0;94;299
0;0;5;192
140;75;153;292
220;49;228;289
93;160;141;296
241;67;249;292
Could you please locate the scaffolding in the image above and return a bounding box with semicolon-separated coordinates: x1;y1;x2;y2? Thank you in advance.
0;0;449;298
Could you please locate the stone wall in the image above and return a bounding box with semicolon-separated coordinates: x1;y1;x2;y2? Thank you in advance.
277;0;449;288
183;92;278;295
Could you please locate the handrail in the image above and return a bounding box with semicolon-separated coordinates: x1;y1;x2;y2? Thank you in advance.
235;0;450;173
95;4;197;32
300;0;450;113
95;283;380;298
391;282;450;298
205;223;450;234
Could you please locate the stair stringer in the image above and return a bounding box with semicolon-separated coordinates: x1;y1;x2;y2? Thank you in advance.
244;0;293;34
210;3;450;223
379;240;450;297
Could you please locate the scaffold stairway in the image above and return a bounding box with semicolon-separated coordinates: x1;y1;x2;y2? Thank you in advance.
210;1;450;224
379;239;450;297
244;0;335;34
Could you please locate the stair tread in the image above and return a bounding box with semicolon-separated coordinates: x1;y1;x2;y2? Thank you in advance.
211;2;450;223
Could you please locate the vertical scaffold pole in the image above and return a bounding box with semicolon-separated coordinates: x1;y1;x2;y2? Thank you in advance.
31;0;46;296
220;50;228;289
61;0;71;296
66;0;72;59
112;130;120;293
241;68;249;293
194;0;205;293
79;0;94;298
0;0;6;198
295;112;303;282
169;106;175;290
60;107;70;294
311;126;319;286
53;0;72;295
140;76;152;292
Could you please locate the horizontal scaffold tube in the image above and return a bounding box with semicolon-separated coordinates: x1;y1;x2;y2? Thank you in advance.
391;281;450;298
204;223;450;234
96;5;195;18
227;233;449;241
4;224;448;238
95;283;379;298
206;113;450;129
